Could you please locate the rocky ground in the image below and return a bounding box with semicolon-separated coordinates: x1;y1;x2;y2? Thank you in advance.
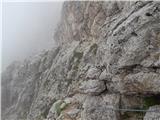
2;1;160;120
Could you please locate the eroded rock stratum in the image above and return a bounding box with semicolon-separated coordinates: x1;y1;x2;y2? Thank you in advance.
2;1;160;120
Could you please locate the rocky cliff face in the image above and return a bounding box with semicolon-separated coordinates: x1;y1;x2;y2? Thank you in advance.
2;1;160;120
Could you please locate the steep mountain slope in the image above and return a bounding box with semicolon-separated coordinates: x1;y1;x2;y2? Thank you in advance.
2;1;160;120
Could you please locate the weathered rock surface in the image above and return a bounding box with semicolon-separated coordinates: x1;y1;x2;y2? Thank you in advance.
85;66;102;79
82;94;120;120
121;72;160;94
2;1;160;120
144;105;160;120
79;80;106;95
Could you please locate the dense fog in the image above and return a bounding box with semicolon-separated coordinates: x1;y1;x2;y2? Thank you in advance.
2;2;63;71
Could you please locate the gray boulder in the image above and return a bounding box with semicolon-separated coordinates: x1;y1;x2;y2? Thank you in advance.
144;105;160;120
82;94;120;120
79;80;106;95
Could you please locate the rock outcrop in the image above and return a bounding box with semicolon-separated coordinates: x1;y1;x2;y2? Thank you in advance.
2;1;160;120
144;105;160;120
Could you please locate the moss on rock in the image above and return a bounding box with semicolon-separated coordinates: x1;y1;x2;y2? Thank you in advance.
89;43;98;55
69;51;83;71
51;100;68;118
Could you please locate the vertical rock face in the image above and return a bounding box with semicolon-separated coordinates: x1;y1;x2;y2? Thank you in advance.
2;1;160;120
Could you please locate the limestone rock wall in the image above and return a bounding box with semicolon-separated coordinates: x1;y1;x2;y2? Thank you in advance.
2;1;160;120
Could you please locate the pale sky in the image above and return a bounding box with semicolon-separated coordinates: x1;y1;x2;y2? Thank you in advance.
2;2;63;70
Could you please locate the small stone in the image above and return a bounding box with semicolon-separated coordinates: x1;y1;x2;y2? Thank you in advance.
66;108;80;118
99;69;112;81
60;102;67;110
64;97;74;104
86;66;101;79
99;69;107;80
